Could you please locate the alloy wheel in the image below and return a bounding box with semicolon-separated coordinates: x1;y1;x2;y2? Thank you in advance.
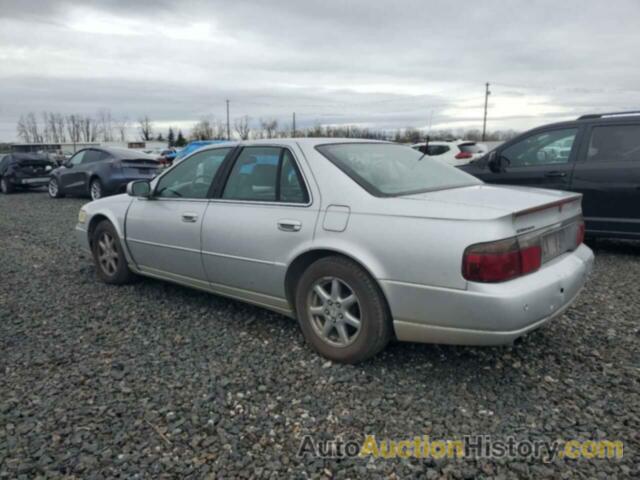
91;181;102;200
48;179;58;197
97;231;119;276
307;277;362;347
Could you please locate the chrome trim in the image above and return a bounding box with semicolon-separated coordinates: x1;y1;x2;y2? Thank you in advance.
127;237;200;254
201;249;285;266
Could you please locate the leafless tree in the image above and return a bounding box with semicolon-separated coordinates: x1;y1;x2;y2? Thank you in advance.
65;114;82;144
97;109;114;142
260;118;278;139
114;117;129;142
213;120;226;140
234;115;251;140
18;113;44;143
16;115;32;143
191;118;214;140
78;116;98;142
138;116;153;141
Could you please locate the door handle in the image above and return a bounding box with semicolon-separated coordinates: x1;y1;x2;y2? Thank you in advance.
545;171;567;178
278;219;302;232
181;212;198;223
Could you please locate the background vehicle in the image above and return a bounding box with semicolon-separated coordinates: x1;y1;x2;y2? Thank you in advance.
0;153;56;194
158;148;178;166
75;139;592;363
411;140;487;166
173;140;227;164
48;147;159;200
460;111;640;239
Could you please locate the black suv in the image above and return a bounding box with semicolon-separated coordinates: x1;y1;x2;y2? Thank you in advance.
460;111;640;239
48;147;160;200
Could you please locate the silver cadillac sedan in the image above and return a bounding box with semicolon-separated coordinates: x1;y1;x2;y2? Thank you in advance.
75;139;594;363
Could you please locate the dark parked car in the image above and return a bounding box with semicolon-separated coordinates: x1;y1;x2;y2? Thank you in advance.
460;111;640;239
0;153;56;194
48;147;160;200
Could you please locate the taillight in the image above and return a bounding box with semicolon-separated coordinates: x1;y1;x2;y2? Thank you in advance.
455;151;473;160
462;237;542;283
576;221;585;245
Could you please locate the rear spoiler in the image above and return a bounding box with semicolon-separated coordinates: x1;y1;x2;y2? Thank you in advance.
513;194;582;217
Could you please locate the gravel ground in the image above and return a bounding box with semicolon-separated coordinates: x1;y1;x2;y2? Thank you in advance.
1;191;638;479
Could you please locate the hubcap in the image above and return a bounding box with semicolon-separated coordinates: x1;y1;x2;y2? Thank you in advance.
307;277;362;347
48;179;58;196
97;232;118;276
91;181;101;200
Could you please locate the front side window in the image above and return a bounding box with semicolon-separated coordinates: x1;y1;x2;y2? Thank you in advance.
587;124;640;162
155;148;231;199
501;128;577;167
82;150;110;164
69;150;86;166
316;143;480;197
222;147;309;203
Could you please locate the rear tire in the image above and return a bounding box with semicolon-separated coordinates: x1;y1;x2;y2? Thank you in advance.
48;178;64;198
91;220;136;284
295;256;392;363
90;178;103;200
0;177;14;194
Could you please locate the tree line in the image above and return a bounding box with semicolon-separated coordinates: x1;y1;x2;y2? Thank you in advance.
16;110;519;147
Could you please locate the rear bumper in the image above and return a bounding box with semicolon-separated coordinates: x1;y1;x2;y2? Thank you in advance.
384;244;594;345
10;176;51;187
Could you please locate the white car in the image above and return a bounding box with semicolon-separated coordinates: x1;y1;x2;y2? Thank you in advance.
411;140;488;166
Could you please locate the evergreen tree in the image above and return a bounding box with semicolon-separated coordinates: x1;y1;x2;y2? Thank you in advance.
175;130;187;147
167;127;175;147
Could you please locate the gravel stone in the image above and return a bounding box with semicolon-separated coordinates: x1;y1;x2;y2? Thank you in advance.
1;192;639;478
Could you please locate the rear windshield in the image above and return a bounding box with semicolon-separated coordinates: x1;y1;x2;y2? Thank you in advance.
458;143;483;153
316;143;481;197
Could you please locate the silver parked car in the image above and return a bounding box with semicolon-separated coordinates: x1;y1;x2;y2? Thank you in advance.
75;139;594;363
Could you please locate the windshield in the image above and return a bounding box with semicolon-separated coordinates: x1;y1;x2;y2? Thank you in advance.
316;143;481;196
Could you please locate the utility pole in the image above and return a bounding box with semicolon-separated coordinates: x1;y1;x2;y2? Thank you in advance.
226;99;230;140
292;112;296;137
482;82;491;141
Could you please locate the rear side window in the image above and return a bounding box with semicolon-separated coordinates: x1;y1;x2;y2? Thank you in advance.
82;150;110;164
587;124;640;162
222;147;309;203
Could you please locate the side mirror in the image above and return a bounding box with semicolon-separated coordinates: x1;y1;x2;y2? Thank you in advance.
127;179;151;198
65;162;73;168
487;151;502;173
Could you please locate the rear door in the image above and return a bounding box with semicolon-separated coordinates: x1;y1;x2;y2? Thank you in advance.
570;122;640;236
201;145;318;306
479;127;582;190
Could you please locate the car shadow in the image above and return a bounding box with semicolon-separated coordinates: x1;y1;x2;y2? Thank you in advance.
587;237;640;256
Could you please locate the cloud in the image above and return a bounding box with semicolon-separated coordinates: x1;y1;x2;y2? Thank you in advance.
1;0;640;140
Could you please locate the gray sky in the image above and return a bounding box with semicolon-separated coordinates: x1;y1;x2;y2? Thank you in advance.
1;0;640;141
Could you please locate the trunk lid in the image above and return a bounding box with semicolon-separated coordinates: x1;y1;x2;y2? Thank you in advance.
402;184;582;229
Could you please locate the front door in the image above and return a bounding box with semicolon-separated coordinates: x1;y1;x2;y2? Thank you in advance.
125;147;232;285
480;127;581;190
571;122;640;236
201;145;318;305
60;149;88;193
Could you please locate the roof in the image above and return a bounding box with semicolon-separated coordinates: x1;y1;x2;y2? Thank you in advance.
94;146;158;160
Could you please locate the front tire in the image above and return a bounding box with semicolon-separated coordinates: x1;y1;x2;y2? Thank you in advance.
90;178;103;200
295;256;392;363
48;178;64;198
91;220;136;284
0;177;14;194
